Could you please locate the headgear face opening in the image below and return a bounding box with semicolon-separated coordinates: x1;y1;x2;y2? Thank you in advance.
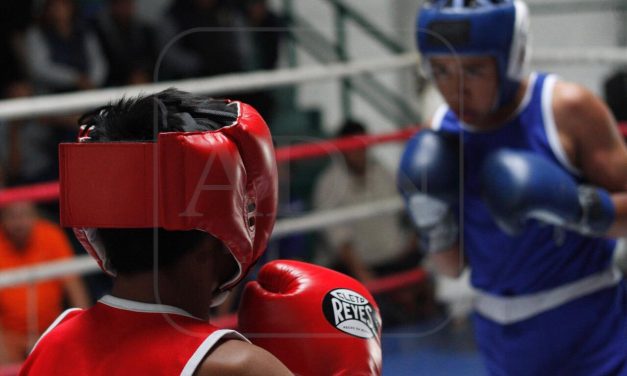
60;101;278;296
416;0;530;109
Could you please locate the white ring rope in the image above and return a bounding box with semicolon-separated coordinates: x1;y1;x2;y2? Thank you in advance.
532;47;627;65
0;197;404;289
0;47;625;120
0;53;418;121
272;196;404;238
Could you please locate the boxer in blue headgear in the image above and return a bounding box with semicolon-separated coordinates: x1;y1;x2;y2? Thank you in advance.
399;1;627;375
417;0;529;110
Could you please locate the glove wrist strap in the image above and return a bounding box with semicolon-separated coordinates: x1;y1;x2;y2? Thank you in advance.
575;185;615;236
420;210;459;254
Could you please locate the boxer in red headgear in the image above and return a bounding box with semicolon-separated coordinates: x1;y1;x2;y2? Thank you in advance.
20;89;291;375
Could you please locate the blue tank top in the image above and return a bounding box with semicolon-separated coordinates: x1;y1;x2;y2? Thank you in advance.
433;72;616;295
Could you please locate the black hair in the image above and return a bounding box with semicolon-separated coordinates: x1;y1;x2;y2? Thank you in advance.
79;88;238;142
336;118;367;138
82;88;236;274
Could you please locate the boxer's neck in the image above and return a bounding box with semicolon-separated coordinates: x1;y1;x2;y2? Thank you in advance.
111;265;216;321
465;78;530;131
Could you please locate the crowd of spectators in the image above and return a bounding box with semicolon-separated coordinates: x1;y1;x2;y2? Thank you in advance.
0;0;283;189
0;0;288;364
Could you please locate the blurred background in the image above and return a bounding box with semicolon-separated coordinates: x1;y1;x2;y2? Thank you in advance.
0;0;626;374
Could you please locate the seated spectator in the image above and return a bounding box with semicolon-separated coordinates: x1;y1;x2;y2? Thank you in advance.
0;0;31;94
0;200;90;364
239;0;283;72
313;120;415;281
92;0;158;86
235;0;285;120
25;0;107;94
0;81;61;186
313;120;434;325
157;0;244;80
0;79;74;219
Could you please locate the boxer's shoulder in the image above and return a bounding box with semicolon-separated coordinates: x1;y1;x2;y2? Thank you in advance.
552;79;609;132
196;339;291;376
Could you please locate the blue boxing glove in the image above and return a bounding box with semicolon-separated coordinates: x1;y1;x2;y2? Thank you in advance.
398;129;460;253
480;149;615;236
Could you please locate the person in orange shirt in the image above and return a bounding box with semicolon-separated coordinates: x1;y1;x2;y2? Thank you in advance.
0;200;90;364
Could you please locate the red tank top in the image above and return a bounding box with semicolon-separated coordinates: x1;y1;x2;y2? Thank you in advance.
20;295;247;375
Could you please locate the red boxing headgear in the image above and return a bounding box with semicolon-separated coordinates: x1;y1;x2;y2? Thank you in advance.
59;101;278;292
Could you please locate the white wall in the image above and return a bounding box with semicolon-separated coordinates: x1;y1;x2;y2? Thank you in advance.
530;9;622;95
281;0;420;136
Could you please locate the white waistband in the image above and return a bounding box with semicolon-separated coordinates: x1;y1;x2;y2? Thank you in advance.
473;267;622;325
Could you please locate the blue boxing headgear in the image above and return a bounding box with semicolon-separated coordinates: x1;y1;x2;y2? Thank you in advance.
416;0;530;109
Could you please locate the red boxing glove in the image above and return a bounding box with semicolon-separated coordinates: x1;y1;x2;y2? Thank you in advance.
238;260;382;376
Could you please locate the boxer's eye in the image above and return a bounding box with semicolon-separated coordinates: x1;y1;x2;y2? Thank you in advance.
432;65;451;79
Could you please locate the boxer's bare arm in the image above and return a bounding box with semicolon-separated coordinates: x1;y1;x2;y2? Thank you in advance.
553;81;627;237
195;339;292;376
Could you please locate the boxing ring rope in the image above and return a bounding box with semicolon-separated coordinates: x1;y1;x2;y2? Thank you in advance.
0;53;419;121
0;197;408;290
0;182;59;207
0;125;422;205
0;47;625;120
531;47;627;65
3;120;627;206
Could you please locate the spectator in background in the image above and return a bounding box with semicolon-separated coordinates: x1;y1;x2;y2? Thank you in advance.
236;0;284;121
22;0;107;203
91;0;158;86
0;0;34;91
313;120;434;325
157;0;244;80
239;0;283;72
0;200;90;364
604;70;627;122
0;81;61;186
314;120;414;281
25;0;107;94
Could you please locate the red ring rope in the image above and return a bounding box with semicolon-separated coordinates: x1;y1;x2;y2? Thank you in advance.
2;123;627;206
0;126;423;206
